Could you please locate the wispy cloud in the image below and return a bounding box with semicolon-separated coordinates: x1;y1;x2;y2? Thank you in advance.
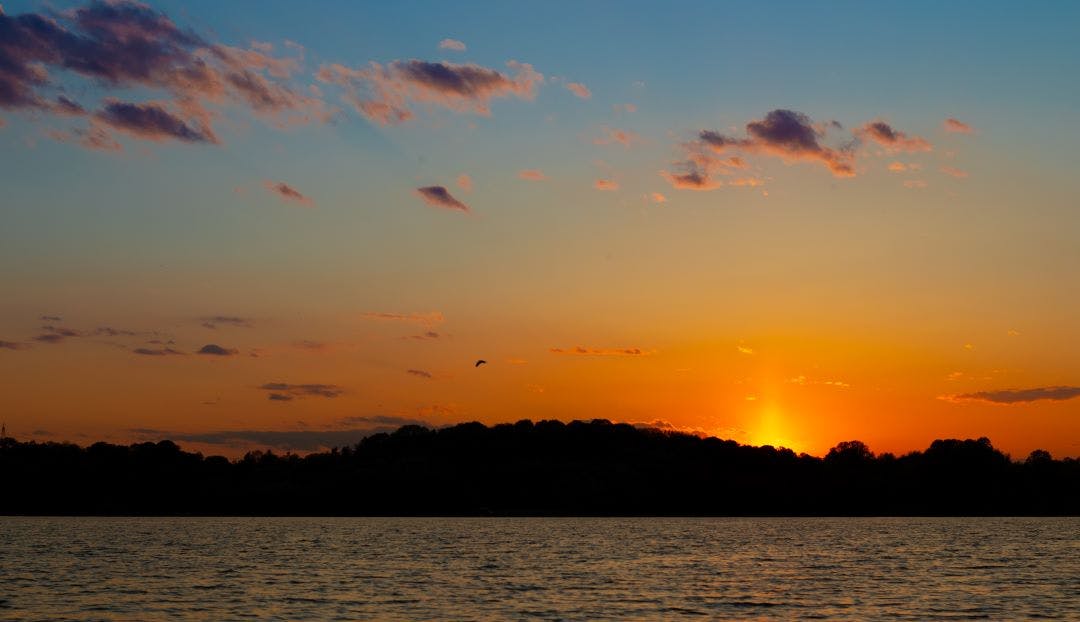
649;192;667;203
550;346;653;356
856;121;932;153
565;82;591;99
518;169;547;181
903;179;928;189
594;179;619;191
943;117;975;134
0;340;29;351
362;311;444;327
263;180;314;207
940;166;968;179
456;174;473;192
593;126;641;148
940;386;1080;404
415;186;470;213
438;38;466;51
317;59;542;125
201;316;253;329
406;369;433;379
260;382;345;400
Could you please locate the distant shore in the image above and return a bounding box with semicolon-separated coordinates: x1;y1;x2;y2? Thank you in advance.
2;420;1077;516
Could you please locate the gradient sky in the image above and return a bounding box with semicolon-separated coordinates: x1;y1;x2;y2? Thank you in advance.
2;0;1079;458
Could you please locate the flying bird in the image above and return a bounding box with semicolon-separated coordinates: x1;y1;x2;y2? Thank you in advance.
475;359;487;367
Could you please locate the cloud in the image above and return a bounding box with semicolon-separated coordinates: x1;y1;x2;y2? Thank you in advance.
362;311;444;327
550;346;653;356
93;327;137;337
95;100;217;143
41;325;82;337
438;38;466;51
787;375;850;388
456;173;473;192
665;109;855;190
661;170;722;191
940;386;1080;404
407;369;433;379
415;186;470;213
201;316;253;329
649;192;667;203
736;345;754;355
943;117;975;134
594;179;619;191
856;121;932;153
33;333;66;344
903;179;928;189
262;180;314;207
259;382;345;399
614;103;637;114
197;344;238;356
0;340;29;350
565;82;591;99
0;1;327;149
518;169;547;181
593;126;641;148
888;161;908;172
133;347;184;356
317;59;542;125
408;331;442;341
940;166;968;179
40;315;62;322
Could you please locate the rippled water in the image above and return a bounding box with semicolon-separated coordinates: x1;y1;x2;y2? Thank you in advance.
1;517;1077;620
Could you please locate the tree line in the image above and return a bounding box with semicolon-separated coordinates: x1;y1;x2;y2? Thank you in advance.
1;419;1076;515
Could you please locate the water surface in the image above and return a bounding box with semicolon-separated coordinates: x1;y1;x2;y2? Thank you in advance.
1;517;1077;620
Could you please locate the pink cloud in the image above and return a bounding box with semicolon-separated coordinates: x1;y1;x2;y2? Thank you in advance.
317;59;542;125
593;126;641;148
518;169;547;181
565;82;591;99
940;166;969;179
943;117;975;134
665;109;856;190
594;179;619;191
456;173;473;192
857;120;932;153
438;39;466;51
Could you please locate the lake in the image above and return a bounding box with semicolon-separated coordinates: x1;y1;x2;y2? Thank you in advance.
1;517;1077;620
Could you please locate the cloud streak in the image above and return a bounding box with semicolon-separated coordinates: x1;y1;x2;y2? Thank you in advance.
263;180;314;206
941;386;1080;404
260;382;345;400
550;346;653;356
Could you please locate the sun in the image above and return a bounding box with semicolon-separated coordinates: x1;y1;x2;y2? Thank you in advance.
749;405;801;452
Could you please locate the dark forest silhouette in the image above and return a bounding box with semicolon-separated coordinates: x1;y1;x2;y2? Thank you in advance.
1;420;1076;515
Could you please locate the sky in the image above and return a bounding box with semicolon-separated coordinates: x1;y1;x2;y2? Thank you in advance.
1;0;1079;459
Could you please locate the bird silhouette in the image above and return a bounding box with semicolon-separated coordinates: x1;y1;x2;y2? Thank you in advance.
475;359;487;367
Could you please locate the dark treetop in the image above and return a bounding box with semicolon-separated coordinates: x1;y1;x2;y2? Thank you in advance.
1;419;1076;515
